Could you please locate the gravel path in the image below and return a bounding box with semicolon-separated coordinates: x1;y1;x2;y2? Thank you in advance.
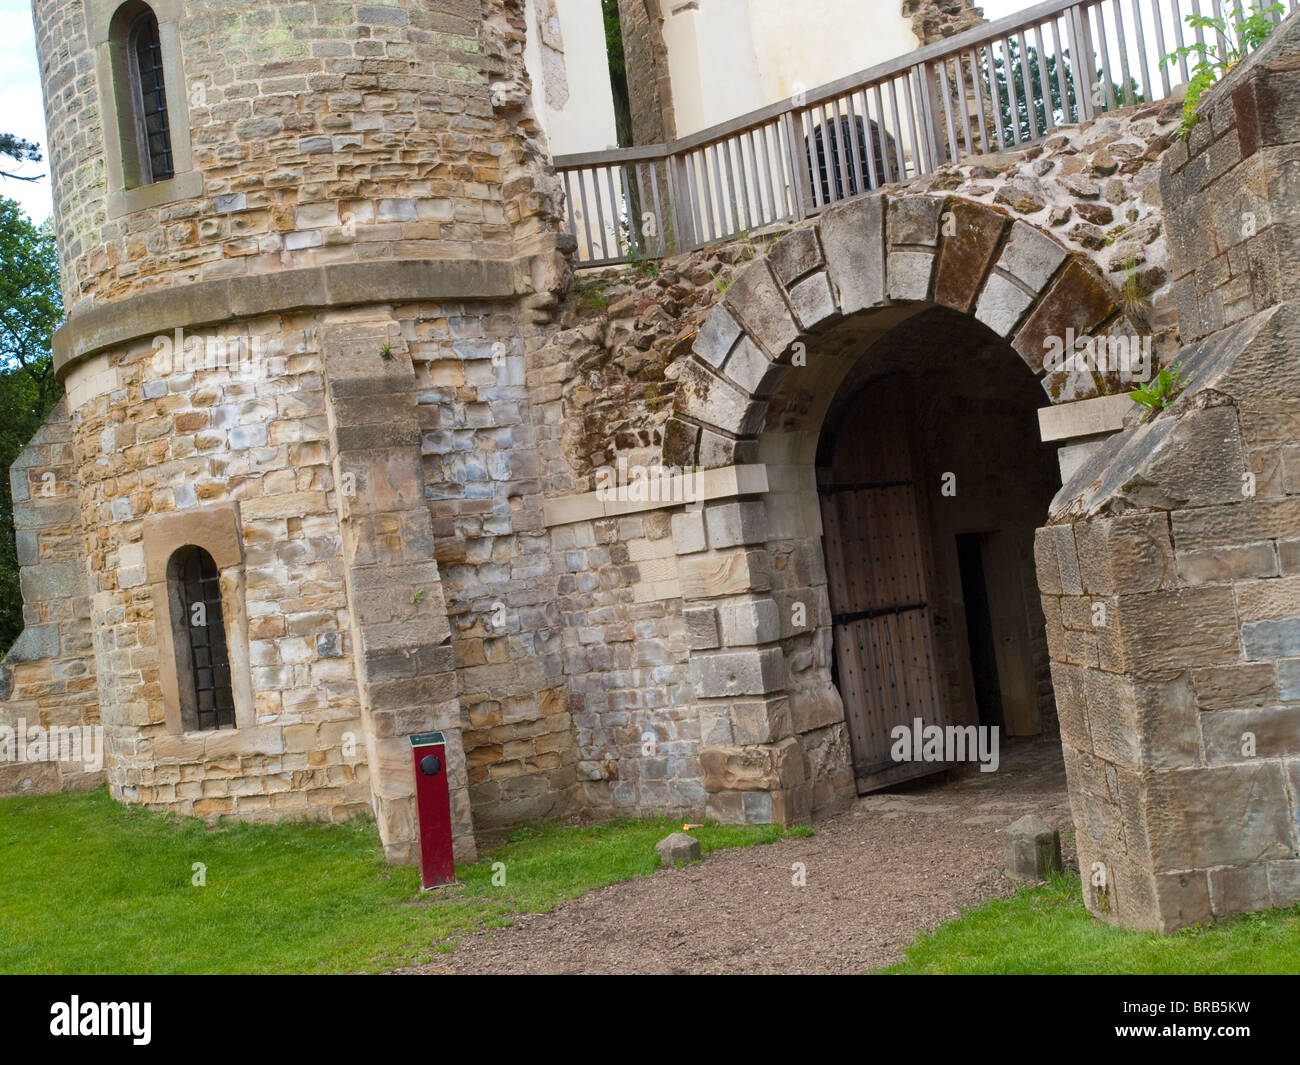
398;738;1074;975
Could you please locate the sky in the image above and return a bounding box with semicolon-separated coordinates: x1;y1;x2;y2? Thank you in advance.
0;0;52;224
0;0;1044;229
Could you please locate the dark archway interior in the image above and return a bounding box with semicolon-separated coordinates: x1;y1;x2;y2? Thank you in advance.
814;306;1061;787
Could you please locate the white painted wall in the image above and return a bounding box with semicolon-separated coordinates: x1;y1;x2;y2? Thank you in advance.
524;0;923;150
661;0;766;135
529;0;929;260
747;0;920;106
665;0;922;137
523;0;619;156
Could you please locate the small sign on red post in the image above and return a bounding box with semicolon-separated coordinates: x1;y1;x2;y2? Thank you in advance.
409;731;456;890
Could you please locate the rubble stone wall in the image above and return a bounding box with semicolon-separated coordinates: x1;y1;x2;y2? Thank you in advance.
22;0;1300;933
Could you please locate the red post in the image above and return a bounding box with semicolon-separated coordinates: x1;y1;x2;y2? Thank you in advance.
409;731;456;889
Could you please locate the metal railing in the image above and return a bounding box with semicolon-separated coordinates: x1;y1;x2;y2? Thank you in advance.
554;0;1298;266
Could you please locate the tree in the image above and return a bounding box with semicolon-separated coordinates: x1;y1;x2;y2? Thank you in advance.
601;0;632;148
0;132;43;183
0;198;60;410
986;41;1142;148
0;196;64;655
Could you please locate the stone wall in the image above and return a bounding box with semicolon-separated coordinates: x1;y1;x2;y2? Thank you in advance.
616;0;675;144
13;0;574;863
33;0;563;311
0;400;100;796
321;314;471;862
33;0;1300;906
893;96;1187;396
545;96;1185;484
415;305;575;834
642;188;1139;824
902;0;986;44
65;312;373;825
465;93;1189;824
1041;13;1300;931
1162;39;1300;345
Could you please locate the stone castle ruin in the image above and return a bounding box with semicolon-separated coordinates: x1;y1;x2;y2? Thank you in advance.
3;0;1300;933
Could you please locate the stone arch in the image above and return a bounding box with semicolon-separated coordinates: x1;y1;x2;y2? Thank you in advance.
663;192;1137;471
660;192;1142;826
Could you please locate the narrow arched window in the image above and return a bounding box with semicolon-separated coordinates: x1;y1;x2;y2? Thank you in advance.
168;546;235;732
126;8;174;184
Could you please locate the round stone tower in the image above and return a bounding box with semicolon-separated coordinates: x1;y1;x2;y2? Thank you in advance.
30;0;570;861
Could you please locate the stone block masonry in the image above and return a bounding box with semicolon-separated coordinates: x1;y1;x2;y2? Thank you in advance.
32;0;563;309
0;400;100;797
1041;12;1300;931
13;0;571;859
415;301;579;834
11;0;1300;940
322;317;473;862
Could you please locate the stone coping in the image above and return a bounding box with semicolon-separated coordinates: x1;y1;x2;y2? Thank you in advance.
53;257;522;380
1037;392;1134;443
543;464;770;526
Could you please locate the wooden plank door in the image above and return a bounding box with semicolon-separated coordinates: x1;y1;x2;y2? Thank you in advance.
818;374;955;793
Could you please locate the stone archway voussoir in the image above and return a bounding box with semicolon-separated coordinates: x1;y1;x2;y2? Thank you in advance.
668;190;1133;469
1011;258;1122;371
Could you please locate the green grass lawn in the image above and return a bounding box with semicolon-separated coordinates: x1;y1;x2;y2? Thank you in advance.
878;872;1300;974
0;788;810;974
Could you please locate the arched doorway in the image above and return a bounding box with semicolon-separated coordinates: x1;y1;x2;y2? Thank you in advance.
815;307;1061;794
667;191;1136;822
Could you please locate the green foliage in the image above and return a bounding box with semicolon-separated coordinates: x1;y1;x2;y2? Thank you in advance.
986;41;1141;147
600;0;625;79
1130;360;1187;411
578;279;611;311
0;196;64;656
0;788;810;973
878;872;1300;974
0;133;42;182
0;199;60;394
631;255;660;279
1162;3;1284;138
601;0;633;148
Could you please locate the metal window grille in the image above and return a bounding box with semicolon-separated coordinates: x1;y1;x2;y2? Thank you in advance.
129;12;174;184
175;547;235;731
806;116;899;204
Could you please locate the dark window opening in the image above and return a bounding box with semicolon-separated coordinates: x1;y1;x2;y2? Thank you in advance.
170;546;235;732
127;10;174;184
955;533;1004;730
805;115;900;205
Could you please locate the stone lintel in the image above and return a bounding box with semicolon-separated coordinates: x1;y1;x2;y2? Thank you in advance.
542;464;770;527
1038;392;1135;443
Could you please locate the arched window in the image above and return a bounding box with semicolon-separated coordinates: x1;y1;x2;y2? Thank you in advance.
125;8;174;184
95;0;197;215
167;546;235;732
805;115;900;204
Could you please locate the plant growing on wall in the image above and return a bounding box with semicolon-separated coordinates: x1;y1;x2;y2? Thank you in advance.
1130;361;1188;411
1161;3;1284;138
